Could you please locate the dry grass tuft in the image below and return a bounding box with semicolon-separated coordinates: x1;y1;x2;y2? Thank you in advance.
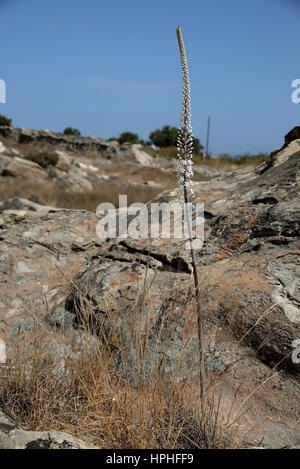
0;274;255;449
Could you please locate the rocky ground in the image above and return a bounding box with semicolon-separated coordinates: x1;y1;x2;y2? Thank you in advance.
0;127;227;211
0;127;299;449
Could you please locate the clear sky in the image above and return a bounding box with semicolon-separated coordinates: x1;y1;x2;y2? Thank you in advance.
0;0;299;155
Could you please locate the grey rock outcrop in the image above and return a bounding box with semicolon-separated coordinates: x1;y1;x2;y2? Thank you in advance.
0;126;119;158
0;128;299;448
285;126;300;146
0;411;97;449
117;143;154;166
55;172;93;193
0;197;62;215
2;156;48;179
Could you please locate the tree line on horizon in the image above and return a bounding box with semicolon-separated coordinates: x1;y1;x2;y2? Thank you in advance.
108;125;203;154
0;113;269;162
0;114;203;154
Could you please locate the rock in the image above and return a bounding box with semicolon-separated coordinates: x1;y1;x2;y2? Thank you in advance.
285;126;300;145
1;156;48;179
0;198;62;215
96;174;111;182
117;143;154;166
0;141;20;157
55;173;93;192
0;209;98;325
0;154;11;172
0;411;97;449
0;129;300;448
54;150;74;172
77;162;98;172
143;180;163;189
0;141;6;153
262;138;300;171
0;126;119;158
193;164;228;179
0;340;6;363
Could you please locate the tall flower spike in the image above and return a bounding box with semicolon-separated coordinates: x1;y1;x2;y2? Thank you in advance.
176;25;194;195
176;26;206;413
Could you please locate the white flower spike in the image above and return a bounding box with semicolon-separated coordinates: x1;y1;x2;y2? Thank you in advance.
176;25;194;195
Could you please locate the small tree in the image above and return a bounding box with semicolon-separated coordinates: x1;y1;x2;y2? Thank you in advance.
118;131;140;145
192;137;204;155
0;114;12;126
149;125;203;154
149;125;178;147
63;127;81;136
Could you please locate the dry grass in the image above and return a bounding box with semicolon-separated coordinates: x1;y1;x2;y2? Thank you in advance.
0;177;163;211
0;275;253;449
148;146;269;168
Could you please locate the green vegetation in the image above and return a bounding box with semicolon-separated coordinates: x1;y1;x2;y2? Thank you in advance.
149;125;178;147
148;146;269;167
109;126;202;152
0;113;12;126
118;131;140;144
26;151;58;168
149;125;203;154
109;131;143;145
148;146;178;159
63;127;81;136
214;152;269;166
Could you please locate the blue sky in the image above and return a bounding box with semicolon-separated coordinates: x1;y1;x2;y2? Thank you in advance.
0;0;299;155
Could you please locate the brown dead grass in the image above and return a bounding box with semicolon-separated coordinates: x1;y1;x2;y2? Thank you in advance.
0;141;211;212
0;177;164;211
0;276;251;449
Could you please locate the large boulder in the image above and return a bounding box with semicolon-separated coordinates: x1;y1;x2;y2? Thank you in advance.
1;156;48;179
54;150;74;172
54;172;93;192
117;143;154;166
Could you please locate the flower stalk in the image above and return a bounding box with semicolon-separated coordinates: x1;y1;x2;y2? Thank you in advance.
176;25;206;414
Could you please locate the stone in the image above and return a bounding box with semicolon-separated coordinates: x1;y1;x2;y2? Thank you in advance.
0;197;62;215
0;126;119;157
54;150;74;172
0;412;98;449
55;173;93;192
0;340;6;363
117;143;154;166
0;153;11;172
2;156;48;179
285;126;300;145
0;141;6;153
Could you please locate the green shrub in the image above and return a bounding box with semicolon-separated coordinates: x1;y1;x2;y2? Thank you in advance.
63;127;81;136
149;125;203;154
0;114;12;126
149;125;177;147
118;131;140;144
26;151;58;168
